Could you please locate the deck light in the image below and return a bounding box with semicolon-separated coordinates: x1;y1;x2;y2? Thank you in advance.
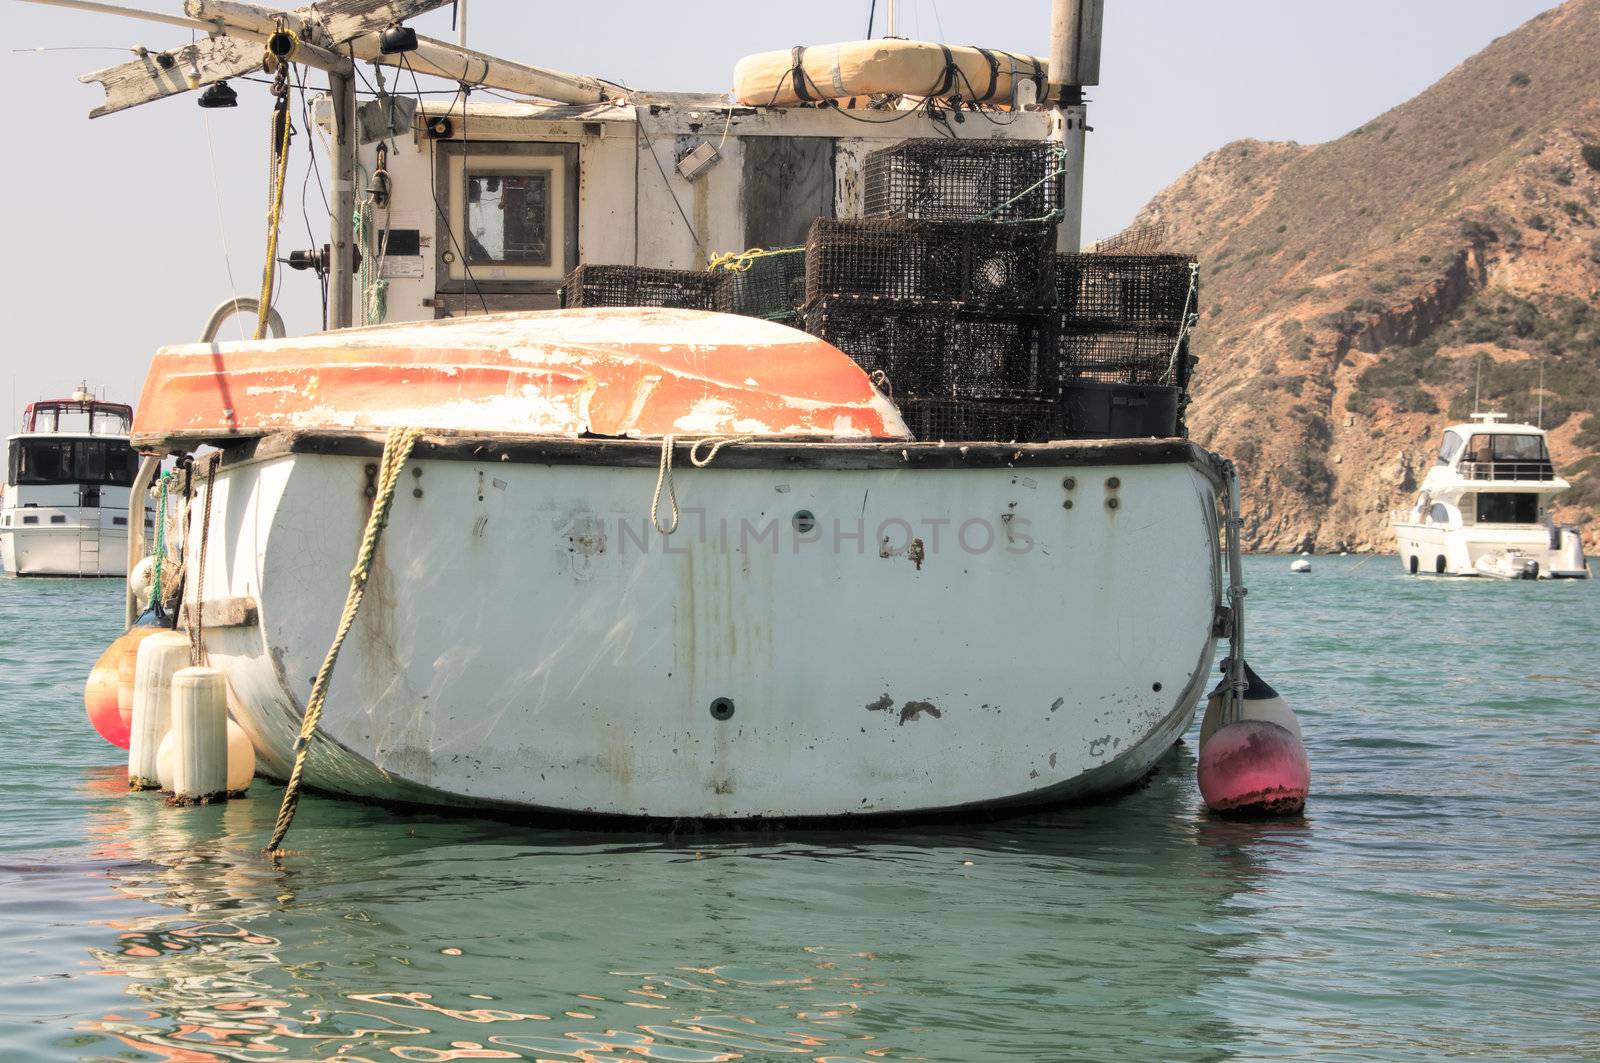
379;23;418;55
197;80;238;109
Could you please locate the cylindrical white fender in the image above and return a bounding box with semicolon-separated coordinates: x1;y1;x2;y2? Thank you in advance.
169;667;229;803
127;631;191;790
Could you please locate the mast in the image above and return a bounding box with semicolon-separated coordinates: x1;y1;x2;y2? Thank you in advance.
1047;0;1103;252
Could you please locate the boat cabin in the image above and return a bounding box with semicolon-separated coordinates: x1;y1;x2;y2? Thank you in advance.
328;98;1056;322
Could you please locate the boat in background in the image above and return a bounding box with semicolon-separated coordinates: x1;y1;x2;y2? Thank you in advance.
1389;412;1589;580
1;387;147;578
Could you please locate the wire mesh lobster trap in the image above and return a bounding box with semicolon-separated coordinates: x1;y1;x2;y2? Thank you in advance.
711;250;807;324
560;265;726;311
1057;322;1190;387
1056;253;1197;324
805;218;1056;308
863;138;1066;224
804;296;1060;400
894;396;1065;444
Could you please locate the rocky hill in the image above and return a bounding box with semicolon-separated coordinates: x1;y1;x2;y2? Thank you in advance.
1132;0;1600;552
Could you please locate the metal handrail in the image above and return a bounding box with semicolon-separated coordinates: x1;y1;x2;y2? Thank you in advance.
1458;460;1554;482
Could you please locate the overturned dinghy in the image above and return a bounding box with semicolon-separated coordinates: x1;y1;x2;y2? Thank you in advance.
128;308;1229;822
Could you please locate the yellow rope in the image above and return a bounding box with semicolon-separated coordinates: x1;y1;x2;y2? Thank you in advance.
267;427;423;853
255;92;292;341
706;246;803;273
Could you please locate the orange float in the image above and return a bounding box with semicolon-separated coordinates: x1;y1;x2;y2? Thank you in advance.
85;625;168;749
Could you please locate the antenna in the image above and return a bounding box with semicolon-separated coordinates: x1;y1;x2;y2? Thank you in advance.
1536;358;1544;430
1473;356;1482;415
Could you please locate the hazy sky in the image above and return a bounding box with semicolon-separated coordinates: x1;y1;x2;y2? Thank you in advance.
0;0;1561;435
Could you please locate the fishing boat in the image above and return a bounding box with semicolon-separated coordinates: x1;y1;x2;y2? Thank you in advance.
1390;412;1589;580
0;387;146;578
40;0;1286;823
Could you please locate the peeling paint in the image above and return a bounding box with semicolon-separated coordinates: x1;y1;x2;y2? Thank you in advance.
898;700;940;725
907;537;926;570
866;693;894;714
1050;696;1064;713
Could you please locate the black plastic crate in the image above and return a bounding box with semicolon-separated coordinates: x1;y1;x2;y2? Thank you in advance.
560;265;726;310
712;250;806;323
1056;321;1186;387
805;218;1055;308
1059;379;1181;439
804;296;1059;399
1057;253;1197;324
895;396;1064;443
864;139;1064;223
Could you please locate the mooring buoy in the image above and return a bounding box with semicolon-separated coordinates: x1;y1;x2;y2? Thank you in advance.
1197;659;1309;816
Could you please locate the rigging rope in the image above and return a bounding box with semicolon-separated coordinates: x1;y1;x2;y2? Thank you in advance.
255;56;294;340
149;471;169;614
267;427;423;853
189;454;220;666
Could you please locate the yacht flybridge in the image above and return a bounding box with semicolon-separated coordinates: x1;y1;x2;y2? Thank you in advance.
1390;413;1589;580
35;0;1297;823
1;388;145;578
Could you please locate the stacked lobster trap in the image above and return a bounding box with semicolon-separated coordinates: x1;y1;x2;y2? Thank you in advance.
559;137;1199;443
802;140;1064;442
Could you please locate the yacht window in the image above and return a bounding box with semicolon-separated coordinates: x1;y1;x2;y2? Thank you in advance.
21;515;38;525
1475;493;1537;524
1466;435;1494;464
1429;503;1450;524
1436;430;1463;466
113;516;127;526
466;172;551;266
1492;434;1548;461
49;514;66;524
8;440;136;486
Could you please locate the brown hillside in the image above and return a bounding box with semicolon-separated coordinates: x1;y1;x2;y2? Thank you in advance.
1132;0;1600;552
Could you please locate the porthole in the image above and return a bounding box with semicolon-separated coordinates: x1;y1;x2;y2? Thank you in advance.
709;697;735;721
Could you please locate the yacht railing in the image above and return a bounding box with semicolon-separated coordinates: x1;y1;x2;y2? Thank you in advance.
1458;460;1554;482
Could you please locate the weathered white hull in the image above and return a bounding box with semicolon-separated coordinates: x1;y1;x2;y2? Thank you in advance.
0;517;129;577
188;437;1223;820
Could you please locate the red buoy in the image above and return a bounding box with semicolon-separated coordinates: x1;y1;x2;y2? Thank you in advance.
1197;719;1309;817
84;626;165;750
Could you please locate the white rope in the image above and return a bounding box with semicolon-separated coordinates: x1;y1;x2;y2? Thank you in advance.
650;435;755;535
1160;261;1202;385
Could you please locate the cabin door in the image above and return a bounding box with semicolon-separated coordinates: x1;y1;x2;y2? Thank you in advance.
741;136;836;249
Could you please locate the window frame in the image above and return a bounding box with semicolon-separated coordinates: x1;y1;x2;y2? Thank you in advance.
435;141;579;294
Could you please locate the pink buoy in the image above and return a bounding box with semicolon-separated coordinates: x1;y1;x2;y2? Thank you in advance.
1198;719;1309;816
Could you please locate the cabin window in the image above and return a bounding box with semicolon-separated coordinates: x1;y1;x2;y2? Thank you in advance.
50;514;66;524
1429;503;1450;524
1492;434;1548;462
7;440;137;487
113;516;127;526
1436;430;1463;465
21;515;38;525
438;141;578;292
1475;493;1537;524
466;173;550;266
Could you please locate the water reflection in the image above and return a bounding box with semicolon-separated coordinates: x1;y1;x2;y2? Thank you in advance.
60;741;1288;1063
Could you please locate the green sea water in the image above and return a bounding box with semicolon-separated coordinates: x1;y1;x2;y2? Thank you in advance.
1;557;1596;1062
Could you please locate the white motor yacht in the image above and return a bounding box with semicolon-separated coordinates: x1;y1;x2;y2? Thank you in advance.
1390;412;1589;580
0;387;147;578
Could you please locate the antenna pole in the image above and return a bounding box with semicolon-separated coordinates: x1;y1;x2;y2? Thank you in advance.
1474;357;1482;415
457;0;467;46
1537;358;1544;429
886;0;897;37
